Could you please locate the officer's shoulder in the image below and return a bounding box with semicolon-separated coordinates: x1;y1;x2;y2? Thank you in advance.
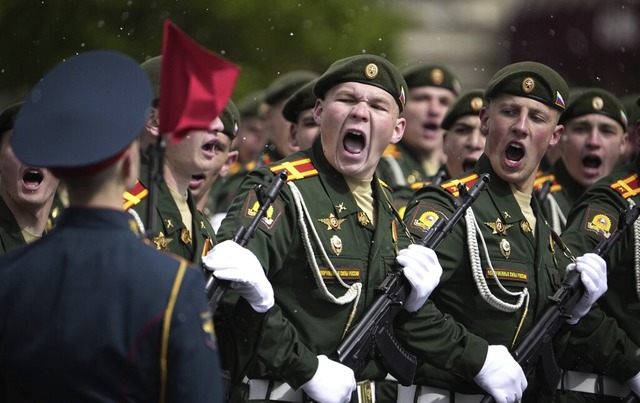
266;152;319;183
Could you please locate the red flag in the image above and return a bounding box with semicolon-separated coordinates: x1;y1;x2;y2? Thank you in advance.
159;19;240;142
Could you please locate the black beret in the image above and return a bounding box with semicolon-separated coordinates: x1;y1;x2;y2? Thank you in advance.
0;102;23;140
621;94;640;127
282;78;318;123
140;55;162;102
220;100;240;140
401;63;462;95
238;90;266;119
441;89;486;130
263;70;319;105
485;61;569;112
560;88;627;130
12;50;152;168
313;54;407;112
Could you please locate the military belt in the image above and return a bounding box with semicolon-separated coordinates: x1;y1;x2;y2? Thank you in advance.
558;370;630;398
246;379;378;402
396;384;484;403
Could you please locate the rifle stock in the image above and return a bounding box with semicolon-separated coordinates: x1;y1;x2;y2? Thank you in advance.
204;171;288;311
333;173;490;385
480;205;640;403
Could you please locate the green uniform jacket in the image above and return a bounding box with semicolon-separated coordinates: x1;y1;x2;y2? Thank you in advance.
217;138;413;389
126;157;216;269
559;154;640;381
536;159;585;233
401;154;568;393
376;142;430;210
0;196;25;254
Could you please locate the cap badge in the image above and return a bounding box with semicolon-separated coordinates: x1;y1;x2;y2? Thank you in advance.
430;68;444;86
470;96;484;111
364;63;379;80
522;77;535;94
592;96;604;111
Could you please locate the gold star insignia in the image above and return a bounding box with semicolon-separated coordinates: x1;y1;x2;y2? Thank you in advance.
484;218;513;236
153;232;173;250
165;219;174;229
318;213;346;230
336;202;347;213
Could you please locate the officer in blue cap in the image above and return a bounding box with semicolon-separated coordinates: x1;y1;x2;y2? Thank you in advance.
0;50;224;402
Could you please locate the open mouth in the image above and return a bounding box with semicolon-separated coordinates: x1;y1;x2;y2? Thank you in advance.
343;131;365;154
582;155;602;169
462;158;478;172
189;173;206;189
505;143;525;163
22;169;43;190
423;123;438;131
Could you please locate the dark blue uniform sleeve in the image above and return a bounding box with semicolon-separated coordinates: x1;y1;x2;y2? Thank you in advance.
165;267;224;403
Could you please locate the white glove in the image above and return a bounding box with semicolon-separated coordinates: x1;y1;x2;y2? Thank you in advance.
626;371;640;397
565;253;608;325
300;355;356;403
396;244;443;312
202;240;274;313
473;345;527;403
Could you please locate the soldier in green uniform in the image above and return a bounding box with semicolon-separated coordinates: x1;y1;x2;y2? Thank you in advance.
376;63;462;211
0;103;62;253
191;100;240;221
217;54;443;403
401;61;616;402
620;93;640;165
535;88;628;233
440;89;487;183
209;91;268;231
124;55;218;268
282;78;320;151
261;70;320;163
556;98;640;401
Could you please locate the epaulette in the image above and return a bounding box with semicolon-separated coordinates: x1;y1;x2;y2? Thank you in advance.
378;178;392;191
610;173;640;199
123;180;148;209
440;173;479;197
533;174;562;193
228;161;243;175
411;181;430;191
269;157;318;181
382;144;402;159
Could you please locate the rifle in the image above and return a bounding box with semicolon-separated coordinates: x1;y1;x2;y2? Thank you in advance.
480;205;640;403
332;173;490;386
204;171;288;312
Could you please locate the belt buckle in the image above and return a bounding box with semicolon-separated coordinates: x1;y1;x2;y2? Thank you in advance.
357;380;375;403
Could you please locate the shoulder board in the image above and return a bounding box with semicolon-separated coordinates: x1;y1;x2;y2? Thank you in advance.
228;161;243;175
123;180;149;209
533;174;562;193
440;173;479;197
269;157;319;181
382;144;401;159
411;181;430;191
378;179;392;191
610;173;640;199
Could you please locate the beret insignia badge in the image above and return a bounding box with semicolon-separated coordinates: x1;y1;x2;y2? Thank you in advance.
522;77;535;94
364;63;379;79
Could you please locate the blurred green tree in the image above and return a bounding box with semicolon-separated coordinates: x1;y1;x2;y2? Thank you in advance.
0;0;411;103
